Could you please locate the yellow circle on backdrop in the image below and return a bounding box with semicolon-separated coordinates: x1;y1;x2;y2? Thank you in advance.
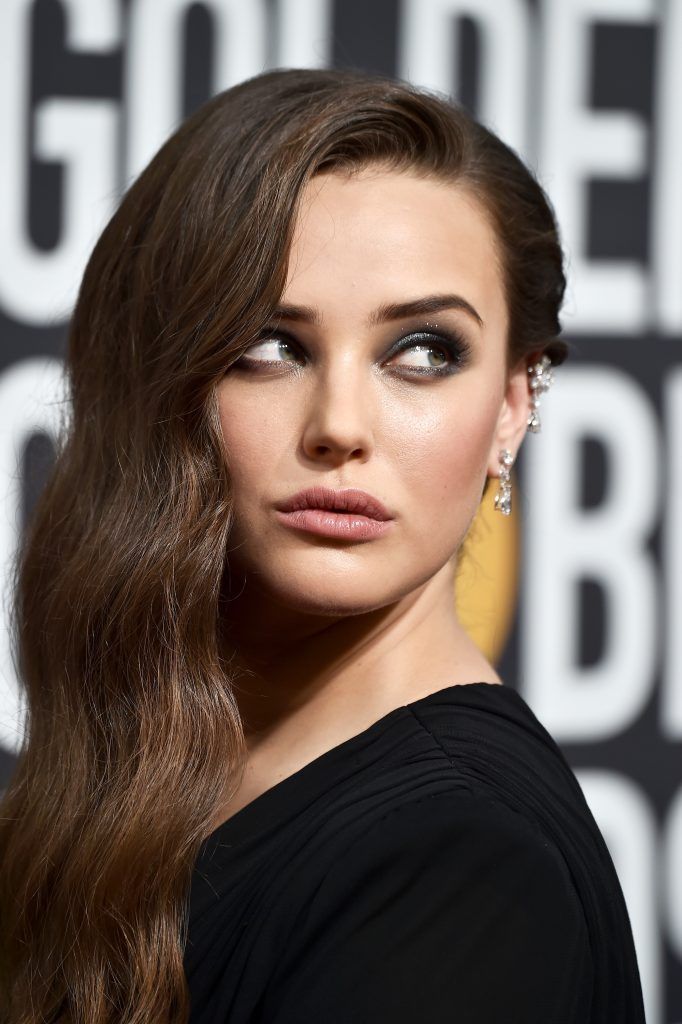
455;471;520;666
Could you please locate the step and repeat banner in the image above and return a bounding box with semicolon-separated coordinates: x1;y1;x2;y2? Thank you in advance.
0;1;679;1020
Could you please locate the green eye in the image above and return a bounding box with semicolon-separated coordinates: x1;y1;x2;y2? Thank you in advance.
390;341;451;371
386;330;471;376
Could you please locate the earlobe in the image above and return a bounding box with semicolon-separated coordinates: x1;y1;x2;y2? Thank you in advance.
485;359;532;478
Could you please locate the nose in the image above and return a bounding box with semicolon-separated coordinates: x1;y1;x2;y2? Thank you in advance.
300;354;374;465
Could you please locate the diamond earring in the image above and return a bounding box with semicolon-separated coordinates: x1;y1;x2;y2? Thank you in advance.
527;353;554;433
493;448;514;516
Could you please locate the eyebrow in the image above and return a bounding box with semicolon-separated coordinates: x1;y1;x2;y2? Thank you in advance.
271;293;484;330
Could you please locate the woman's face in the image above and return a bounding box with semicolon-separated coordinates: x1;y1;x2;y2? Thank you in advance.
216;166;530;618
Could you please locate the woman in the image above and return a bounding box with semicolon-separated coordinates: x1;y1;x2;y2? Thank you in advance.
0;67;645;1023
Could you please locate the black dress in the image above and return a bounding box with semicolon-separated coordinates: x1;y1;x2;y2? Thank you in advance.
183;682;646;1023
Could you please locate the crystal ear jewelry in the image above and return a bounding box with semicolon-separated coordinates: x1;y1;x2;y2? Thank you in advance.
526;353;554;433
493;448;514;516
493;353;555;514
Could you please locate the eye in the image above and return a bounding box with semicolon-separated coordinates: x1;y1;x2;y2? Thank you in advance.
387;331;470;376
391;344;447;370
234;336;301;366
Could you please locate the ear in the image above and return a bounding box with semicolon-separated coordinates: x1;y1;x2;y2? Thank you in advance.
486;349;545;478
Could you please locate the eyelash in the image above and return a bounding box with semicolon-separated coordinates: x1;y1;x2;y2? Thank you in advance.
231;327;472;378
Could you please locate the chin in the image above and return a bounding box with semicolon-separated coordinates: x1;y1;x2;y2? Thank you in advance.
263;570;401;618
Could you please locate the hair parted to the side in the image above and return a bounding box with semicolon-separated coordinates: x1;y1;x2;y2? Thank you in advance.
0;66;569;1023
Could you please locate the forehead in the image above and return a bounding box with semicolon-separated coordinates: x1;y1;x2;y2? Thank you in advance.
283;167;506;329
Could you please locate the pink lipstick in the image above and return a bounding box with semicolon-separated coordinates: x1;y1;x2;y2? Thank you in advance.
274;486;395;541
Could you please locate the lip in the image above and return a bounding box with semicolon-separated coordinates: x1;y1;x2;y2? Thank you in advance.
274;486;395;541
275;486;393;520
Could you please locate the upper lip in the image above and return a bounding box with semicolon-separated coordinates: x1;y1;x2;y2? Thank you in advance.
275;486;394;521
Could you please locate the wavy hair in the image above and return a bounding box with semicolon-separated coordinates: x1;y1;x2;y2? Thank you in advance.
0;66;568;1023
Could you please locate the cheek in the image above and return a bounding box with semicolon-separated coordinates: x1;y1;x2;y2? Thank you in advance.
217;389;284;504
393;390;498;513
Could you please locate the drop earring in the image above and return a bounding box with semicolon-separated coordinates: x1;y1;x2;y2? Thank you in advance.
527;353;554;433
494;353;555;514
493;448;514;516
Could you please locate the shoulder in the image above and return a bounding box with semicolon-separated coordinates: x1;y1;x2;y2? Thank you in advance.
264;787;594;1023
317;786;584;923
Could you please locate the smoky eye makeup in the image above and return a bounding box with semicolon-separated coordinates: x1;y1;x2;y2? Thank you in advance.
383;325;473;376
229;321;474;378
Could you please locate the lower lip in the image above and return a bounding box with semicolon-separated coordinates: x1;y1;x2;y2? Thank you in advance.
275;508;394;540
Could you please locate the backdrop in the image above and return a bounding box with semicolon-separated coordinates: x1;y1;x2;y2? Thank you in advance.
0;1;679;1020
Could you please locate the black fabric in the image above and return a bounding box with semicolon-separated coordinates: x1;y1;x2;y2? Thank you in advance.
183;682;645;1023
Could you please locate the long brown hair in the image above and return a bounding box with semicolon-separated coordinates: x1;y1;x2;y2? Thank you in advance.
0;67;569;1023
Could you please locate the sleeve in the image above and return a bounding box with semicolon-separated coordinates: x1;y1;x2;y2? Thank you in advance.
267;789;593;1024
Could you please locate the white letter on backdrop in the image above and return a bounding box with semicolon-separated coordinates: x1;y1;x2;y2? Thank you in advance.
275;0;333;70
661;365;682;738
0;0;119;324
521;365;659;741
652;0;682;332
538;0;653;332
0;358;66;755
397;0;530;158
125;0;268;182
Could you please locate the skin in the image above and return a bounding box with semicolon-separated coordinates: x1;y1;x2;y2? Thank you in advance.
213;165;539;824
